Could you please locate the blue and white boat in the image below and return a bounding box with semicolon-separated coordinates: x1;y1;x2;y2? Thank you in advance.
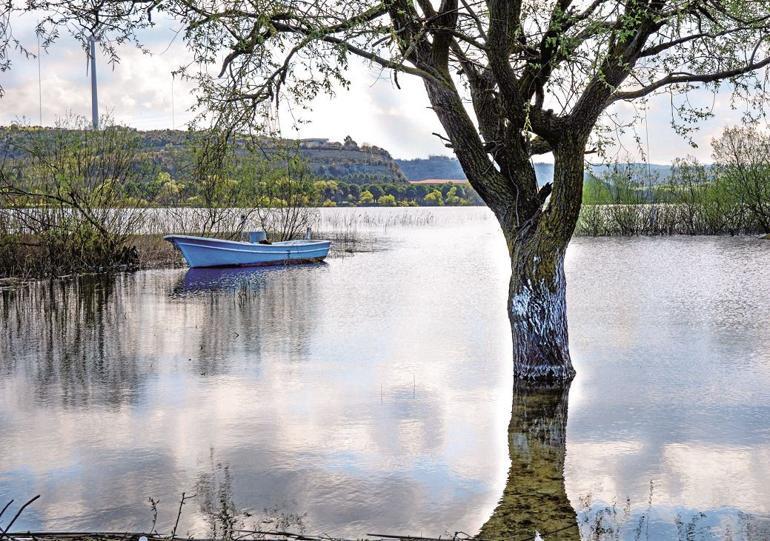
165;233;331;268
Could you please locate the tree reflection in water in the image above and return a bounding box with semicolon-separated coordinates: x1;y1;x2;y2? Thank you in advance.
475;381;770;541
0;265;321;410
478;381;578;541
0;275;147;407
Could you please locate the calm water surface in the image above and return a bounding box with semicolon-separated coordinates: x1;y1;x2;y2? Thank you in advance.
1;208;769;540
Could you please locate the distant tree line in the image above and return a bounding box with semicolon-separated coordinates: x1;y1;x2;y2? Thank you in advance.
130;170;481;208
311;180;482;207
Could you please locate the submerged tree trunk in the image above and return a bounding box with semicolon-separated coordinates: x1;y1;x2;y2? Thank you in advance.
507;233;573;381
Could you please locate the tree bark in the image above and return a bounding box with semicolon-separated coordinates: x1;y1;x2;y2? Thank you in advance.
507;232;574;382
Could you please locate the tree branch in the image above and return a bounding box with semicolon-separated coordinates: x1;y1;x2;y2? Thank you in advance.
612;55;770;101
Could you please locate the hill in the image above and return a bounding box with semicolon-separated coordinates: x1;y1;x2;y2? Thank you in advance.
290;136;406;184
2;127;681;186
586;162;675;183
396;155;677;185
396;155;466;180
396;155;555;185
0;127;408;185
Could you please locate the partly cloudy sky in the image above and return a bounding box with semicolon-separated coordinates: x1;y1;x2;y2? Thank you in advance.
0;13;752;162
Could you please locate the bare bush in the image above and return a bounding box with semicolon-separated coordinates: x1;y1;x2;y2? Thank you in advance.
0;118;146;276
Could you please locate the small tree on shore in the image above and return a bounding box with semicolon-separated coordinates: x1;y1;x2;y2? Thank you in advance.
6;1;770;380
713;127;770;234
184;129;260;238
253;150;317;241
0;118;145;274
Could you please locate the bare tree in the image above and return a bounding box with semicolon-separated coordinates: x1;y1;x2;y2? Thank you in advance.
8;1;770;380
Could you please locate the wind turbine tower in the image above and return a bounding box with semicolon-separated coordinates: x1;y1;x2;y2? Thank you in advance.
89;35;98;129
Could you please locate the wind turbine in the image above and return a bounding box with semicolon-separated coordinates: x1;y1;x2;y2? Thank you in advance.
36;25;42;125
87;33;99;129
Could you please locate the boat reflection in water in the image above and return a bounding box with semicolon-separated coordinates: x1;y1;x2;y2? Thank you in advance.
173;263;329;295
479;382;579;541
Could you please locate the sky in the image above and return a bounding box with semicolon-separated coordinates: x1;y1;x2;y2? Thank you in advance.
0;14;753;163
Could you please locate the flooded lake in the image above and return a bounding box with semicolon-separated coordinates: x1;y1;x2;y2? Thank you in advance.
1;208;769;539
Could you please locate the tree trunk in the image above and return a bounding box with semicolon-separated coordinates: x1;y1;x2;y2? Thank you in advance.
503;143;585;382
421;77;585;382
507;232;574;381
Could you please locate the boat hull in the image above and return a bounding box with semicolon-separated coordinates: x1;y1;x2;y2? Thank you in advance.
165;235;331;268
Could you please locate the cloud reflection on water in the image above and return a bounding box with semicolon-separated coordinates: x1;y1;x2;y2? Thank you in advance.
1;209;770;539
